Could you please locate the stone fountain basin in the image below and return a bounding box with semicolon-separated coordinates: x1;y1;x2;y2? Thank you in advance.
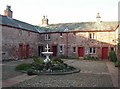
42;52;53;55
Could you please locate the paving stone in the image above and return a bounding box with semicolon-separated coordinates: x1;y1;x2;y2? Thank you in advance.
2;59;117;87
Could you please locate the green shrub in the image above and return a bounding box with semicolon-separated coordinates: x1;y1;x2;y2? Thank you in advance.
59;55;67;59
53;57;64;63
32;56;44;66
84;56;98;60
115;60;120;68
109;51;117;62
15;63;32;71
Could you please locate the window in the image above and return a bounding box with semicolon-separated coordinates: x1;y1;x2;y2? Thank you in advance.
45;34;51;40
60;33;62;37
89;33;92;39
89;47;92;53
93;47;96;53
73;47;76;53
89;33;95;39
73;32;76;36
111;47;115;51
89;47;96;54
59;45;64;53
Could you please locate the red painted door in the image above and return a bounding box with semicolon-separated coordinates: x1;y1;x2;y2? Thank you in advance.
26;45;29;58
52;46;57;56
19;44;23;59
78;47;84;57
102;47;108;60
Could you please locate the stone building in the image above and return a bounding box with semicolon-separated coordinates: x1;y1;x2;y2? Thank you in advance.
0;6;119;60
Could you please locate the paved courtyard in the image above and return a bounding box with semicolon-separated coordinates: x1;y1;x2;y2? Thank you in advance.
1;59;118;88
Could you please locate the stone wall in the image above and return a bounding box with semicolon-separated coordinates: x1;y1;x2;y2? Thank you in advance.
2;24;118;60
40;31;117;59
2;26;39;60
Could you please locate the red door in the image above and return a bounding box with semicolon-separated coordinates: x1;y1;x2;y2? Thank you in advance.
52;46;57;56
102;47;108;60
26;45;29;58
19;44;23;59
78;47;84;57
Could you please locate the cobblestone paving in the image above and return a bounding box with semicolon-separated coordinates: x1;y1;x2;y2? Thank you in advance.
12;60;113;87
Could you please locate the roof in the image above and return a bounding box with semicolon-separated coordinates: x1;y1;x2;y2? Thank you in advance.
37;21;118;33
0;14;118;33
0;15;38;32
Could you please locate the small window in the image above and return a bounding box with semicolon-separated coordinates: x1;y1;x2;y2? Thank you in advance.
89;33;95;39
73;32;76;36
89;33;92;39
111;47;114;51
59;45;64;53
73;47;76;53
45;34;51;40
89;47;92;53
89;47;96;54
60;33;62;37
93;47;96;53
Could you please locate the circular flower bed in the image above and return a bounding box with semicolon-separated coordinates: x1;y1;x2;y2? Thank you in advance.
16;57;80;75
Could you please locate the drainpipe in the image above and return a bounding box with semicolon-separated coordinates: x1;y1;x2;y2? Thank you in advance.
66;33;68;58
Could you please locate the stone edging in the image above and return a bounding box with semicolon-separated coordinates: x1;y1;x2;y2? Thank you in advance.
28;69;80;75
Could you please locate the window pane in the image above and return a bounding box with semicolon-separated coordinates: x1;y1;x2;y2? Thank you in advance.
89;33;92;39
93;48;96;53
60;33;62;36
89;48;92;53
48;34;51;40
60;46;63;52
73;47;76;52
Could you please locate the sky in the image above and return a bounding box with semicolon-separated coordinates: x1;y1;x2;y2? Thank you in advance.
0;0;119;25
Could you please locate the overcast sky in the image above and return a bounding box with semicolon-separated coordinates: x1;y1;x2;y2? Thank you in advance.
0;0;119;25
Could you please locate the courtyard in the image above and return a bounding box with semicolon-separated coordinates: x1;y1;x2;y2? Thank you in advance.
1;58;118;88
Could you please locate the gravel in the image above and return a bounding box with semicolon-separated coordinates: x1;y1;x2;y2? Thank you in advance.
11;60;113;87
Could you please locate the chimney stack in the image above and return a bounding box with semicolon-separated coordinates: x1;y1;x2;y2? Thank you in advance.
4;5;13;18
96;13;101;23
42;16;48;26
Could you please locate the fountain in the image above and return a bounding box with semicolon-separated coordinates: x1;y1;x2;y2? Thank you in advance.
26;44;80;75
42;44;53;63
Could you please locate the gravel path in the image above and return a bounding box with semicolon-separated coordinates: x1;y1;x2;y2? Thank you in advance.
12;60;113;87
13;73;112;87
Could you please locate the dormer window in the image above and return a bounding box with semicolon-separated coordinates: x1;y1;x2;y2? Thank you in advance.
45;34;51;40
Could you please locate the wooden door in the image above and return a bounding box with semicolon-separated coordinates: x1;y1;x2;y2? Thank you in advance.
52;46;57;56
102;47;108;60
78;47;84;57
19;44;23;59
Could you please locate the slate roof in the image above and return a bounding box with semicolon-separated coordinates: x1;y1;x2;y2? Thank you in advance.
0;14;118;33
38;21;118;33
0;15;38;32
